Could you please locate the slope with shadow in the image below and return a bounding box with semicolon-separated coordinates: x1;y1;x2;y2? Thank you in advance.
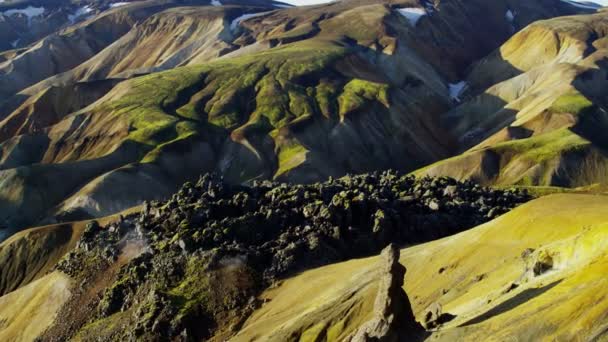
235;193;608;341
3;172;529;341
0;206;140;297
416;10;608;188
0;0;586;236
0;0;168;103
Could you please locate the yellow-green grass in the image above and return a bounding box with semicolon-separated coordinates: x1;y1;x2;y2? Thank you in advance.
234;194;608;341
549;92;594;116
233;254;379;341
93;39;392;177
0;272;71;342
413;127;598;187
0;206;141;297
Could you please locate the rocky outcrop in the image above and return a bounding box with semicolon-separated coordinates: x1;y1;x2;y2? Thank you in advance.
348;244;426;342
42;172;530;340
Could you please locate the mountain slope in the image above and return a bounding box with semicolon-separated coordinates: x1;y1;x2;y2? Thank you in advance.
4;183;591;341
0;0;588;235
234;193;608;341
415;10;608;187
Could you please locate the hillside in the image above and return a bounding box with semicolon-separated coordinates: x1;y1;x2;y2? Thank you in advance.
415;10;608;187
235;193;608;341
1;1;608;341
0;0;592;235
0;172;533;341
0;175;605;341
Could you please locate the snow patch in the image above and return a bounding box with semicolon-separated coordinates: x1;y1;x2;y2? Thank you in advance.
211;0;222;6
561;0;602;9
110;2;130;8
230;11;271;32
449;81;467;102
2;6;45;25
397;7;427;26
505;9;516;33
10;39;19;48
274;4;294;8
68;5;93;23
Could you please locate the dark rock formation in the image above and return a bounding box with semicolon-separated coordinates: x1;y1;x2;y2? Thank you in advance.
49;172;531;340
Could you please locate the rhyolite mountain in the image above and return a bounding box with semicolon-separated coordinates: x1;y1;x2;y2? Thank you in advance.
1;0;608;341
0;0;599;235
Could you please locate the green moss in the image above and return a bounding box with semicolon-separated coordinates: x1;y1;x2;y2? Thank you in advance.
253;75;292;127
275;141;309;177
300;322;328;342
338;79;390;117
549;92;594;115
206;62;268;129
288;89;315;120
167;258;211;320
140;121;200;163
316;80;340;118
91;40;351;170
75;310;131;340
493;128;589;162
98;66;207;148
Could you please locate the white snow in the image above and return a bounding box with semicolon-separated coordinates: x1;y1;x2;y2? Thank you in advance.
10;39;19;48
68;5;93;23
397;8;427;26
449;81;467;102
2;6;45;25
274;4;294;8
279;0;605;6
110;2;130;8
211;0;222;6
230;11;271;32
561;0;602;9
505;9;516;32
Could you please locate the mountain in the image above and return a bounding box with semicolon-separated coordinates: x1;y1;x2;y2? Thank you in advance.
0;0;592;235
415;9;608;187
1;0;608;341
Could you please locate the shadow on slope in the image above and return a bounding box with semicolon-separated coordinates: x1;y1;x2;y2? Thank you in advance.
460;279;562;327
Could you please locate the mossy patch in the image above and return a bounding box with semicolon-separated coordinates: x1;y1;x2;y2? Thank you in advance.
275;141;309;177
87;39;394;180
549;92;594;116
167;258;212;320
493;128;589;162
338;79;390;118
